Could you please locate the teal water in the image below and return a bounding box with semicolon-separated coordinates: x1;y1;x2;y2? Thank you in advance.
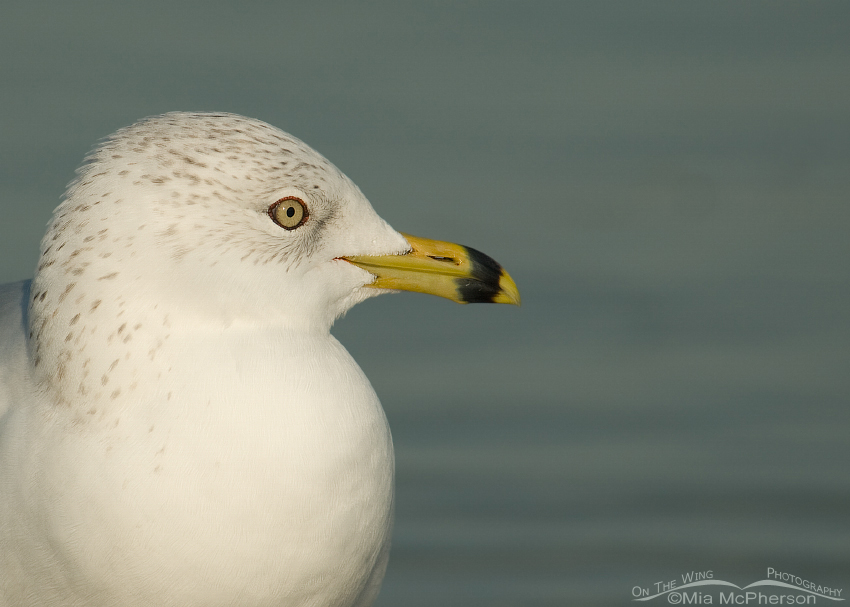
1;2;848;604
337;278;848;606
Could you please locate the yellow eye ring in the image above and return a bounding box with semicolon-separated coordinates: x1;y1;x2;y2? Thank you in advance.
269;197;308;230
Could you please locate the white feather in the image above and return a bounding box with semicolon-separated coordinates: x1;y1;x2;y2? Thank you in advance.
0;113;409;606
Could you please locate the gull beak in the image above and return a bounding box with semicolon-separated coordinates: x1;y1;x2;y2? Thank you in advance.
341;233;520;305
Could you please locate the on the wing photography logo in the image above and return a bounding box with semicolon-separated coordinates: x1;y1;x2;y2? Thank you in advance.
631;568;844;604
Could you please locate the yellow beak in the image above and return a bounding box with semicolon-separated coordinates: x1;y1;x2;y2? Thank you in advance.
341;233;520;305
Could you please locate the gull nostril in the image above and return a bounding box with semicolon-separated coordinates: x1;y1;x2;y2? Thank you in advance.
428;255;458;264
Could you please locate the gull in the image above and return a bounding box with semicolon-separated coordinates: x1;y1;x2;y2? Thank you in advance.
0;112;519;607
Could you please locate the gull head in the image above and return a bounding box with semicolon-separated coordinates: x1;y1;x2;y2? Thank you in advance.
34;112;415;333
28;112;518;402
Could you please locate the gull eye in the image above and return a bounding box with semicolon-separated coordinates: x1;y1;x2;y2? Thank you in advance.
269;197;308;230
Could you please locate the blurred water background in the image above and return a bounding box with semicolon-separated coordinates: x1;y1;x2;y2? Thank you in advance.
1;3;848;604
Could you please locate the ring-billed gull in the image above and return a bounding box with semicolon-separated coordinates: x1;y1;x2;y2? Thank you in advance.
0;113;519;606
